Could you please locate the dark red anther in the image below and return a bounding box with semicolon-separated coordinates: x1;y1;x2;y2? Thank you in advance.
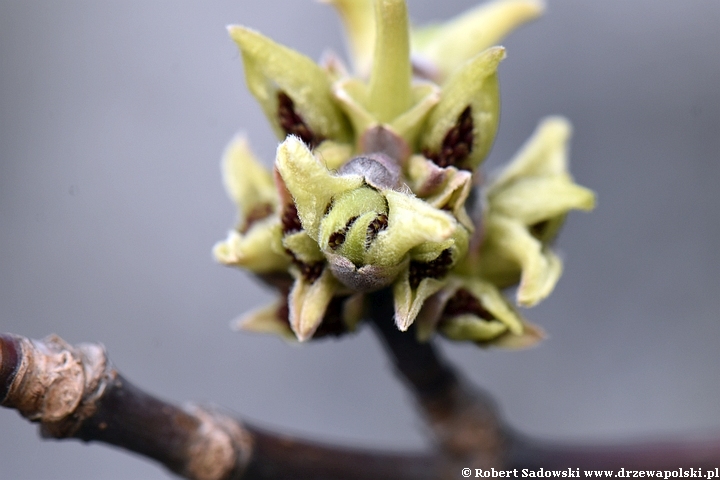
423;106;475;170
365;214;389;246
281;202;302;234
443;289;494;321
277;91;325;149
408;249;454;289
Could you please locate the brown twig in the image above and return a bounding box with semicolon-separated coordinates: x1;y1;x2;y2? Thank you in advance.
3;324;720;478
0;333;440;480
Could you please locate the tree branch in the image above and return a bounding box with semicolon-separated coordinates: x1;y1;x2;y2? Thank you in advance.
3;323;720;478
0;333;440;480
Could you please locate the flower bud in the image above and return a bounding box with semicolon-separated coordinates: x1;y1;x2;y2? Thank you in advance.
415;276;544;349
474;117;595;307
228;26;351;145
214;136;289;273
420;47;505;172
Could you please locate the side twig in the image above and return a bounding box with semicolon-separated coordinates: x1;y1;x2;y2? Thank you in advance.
367;289;507;471
3;320;720;478
366;290;720;472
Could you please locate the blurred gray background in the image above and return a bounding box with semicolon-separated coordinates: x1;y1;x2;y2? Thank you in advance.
1;1;719;478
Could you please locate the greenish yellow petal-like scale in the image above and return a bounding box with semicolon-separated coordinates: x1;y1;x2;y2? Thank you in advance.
276;136;364;238
393;273;447;331
488;116;573;193
389;82;440;149
463;277;523;335
471;115;595;307
392;227;468;332
232;300;296;341
333;79;374;141
486;320;544;349
477;215;559;307
213;217;289;273
414;276;524;343
440;315;508;341
288;268;340;341
411;0;544;82
221;135;277;225
282;230;325;264
333;80;439;149
314;141;355;171
366;190;456;265
228;26;351;143
491;177;595;225
339;292;367;332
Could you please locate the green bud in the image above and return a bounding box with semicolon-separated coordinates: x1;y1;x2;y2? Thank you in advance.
216;0;596;346
277;136;459;293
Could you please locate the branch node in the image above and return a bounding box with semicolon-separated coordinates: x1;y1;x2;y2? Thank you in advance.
183;405;254;480
1;334;110;432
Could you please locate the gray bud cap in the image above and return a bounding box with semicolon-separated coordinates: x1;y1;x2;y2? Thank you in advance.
326;253;407;292
338;153;400;190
